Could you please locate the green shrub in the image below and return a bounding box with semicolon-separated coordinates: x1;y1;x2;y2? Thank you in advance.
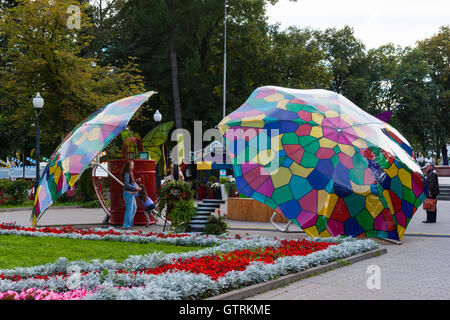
6;180;30;204
0;180;13;192
81;200;102;208
58;193;74;203
207;175;217;183
174;222;191;233
168;199;196;231
224;181;236;196
219;177;229;184
78;167;96;202
157;179;194;216
157;180;196;233
203;215;228;235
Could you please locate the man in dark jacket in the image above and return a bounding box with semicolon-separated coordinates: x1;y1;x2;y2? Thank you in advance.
423;162;440;223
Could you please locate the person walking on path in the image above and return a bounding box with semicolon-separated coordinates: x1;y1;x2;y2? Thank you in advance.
122;161;141;229
423;162;440;223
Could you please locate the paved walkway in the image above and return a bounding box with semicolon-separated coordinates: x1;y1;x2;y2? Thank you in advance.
247;236;450;300
1;181;449;300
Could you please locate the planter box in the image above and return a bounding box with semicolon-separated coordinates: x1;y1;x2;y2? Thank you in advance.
220;184;228;201
213;188;222;200
227;197;289;223
196;185;207;200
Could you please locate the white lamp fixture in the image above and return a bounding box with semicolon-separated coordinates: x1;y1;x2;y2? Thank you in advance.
33;92;44;110
33;92;44;192
153;110;162;122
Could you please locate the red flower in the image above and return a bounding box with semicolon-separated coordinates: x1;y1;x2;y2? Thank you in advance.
119;239;336;281
1;223;336;284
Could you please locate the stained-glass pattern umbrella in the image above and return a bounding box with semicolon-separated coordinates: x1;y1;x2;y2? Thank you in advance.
31;92;156;225
218;86;427;240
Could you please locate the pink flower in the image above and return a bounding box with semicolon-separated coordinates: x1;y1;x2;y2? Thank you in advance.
0;288;93;300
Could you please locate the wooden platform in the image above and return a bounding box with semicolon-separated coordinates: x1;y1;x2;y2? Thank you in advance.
227;197;289;223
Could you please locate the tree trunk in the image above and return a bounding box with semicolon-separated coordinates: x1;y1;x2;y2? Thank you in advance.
442;144;449;165
169;26;182;129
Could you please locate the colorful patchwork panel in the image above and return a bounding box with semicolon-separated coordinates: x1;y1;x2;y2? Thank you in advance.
31;92;155;225
218;86;427;240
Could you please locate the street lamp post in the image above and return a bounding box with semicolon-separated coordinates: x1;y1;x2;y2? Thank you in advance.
153;110;162;190
223;0;227;120
33;93;44;194
153;109;162;123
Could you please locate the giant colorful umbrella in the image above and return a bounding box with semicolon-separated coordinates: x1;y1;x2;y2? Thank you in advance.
31;92;156;225
218;86;427;240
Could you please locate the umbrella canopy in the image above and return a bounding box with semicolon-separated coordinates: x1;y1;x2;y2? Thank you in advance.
218;86;427;240
31;92;156;225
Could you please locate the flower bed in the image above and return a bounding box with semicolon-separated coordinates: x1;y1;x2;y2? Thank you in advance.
118;239;334;281
0;224;379;300
0;288;91;300
0;222;223;247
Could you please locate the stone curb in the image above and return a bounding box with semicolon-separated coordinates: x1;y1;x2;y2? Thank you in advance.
206;248;387;300
0;205;84;212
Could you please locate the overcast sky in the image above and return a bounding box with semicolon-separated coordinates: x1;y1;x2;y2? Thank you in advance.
266;0;449;49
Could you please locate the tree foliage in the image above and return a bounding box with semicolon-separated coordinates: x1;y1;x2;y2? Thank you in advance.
97;0;324;135
0;0;146;159
0;0;447;163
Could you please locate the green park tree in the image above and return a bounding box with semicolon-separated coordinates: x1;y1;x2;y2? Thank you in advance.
97;0;329;137
391;26;449;161
416;26;449;163
0;0;447;164
313;26;369;108
365;44;404;114
0;0;147;159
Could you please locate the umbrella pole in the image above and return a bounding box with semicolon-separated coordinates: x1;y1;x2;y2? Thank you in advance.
163;209;168;232
90;161;124;187
270;212;303;233
379;238;402;245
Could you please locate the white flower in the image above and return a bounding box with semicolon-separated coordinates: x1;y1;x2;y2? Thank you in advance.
0;223;379;300
211;182;220;190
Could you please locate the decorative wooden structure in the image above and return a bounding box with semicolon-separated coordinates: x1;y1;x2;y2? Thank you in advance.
108;159;156;226
227;197;289;223
94;137;156;226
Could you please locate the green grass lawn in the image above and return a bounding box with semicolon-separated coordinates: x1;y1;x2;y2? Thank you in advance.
0;200;87;209
0;235;202;269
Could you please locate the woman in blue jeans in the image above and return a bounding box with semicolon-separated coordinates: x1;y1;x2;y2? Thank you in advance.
121;161;142;229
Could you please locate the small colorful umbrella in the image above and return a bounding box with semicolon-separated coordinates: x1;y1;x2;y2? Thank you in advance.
31;92;156;225
218;86;427;241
